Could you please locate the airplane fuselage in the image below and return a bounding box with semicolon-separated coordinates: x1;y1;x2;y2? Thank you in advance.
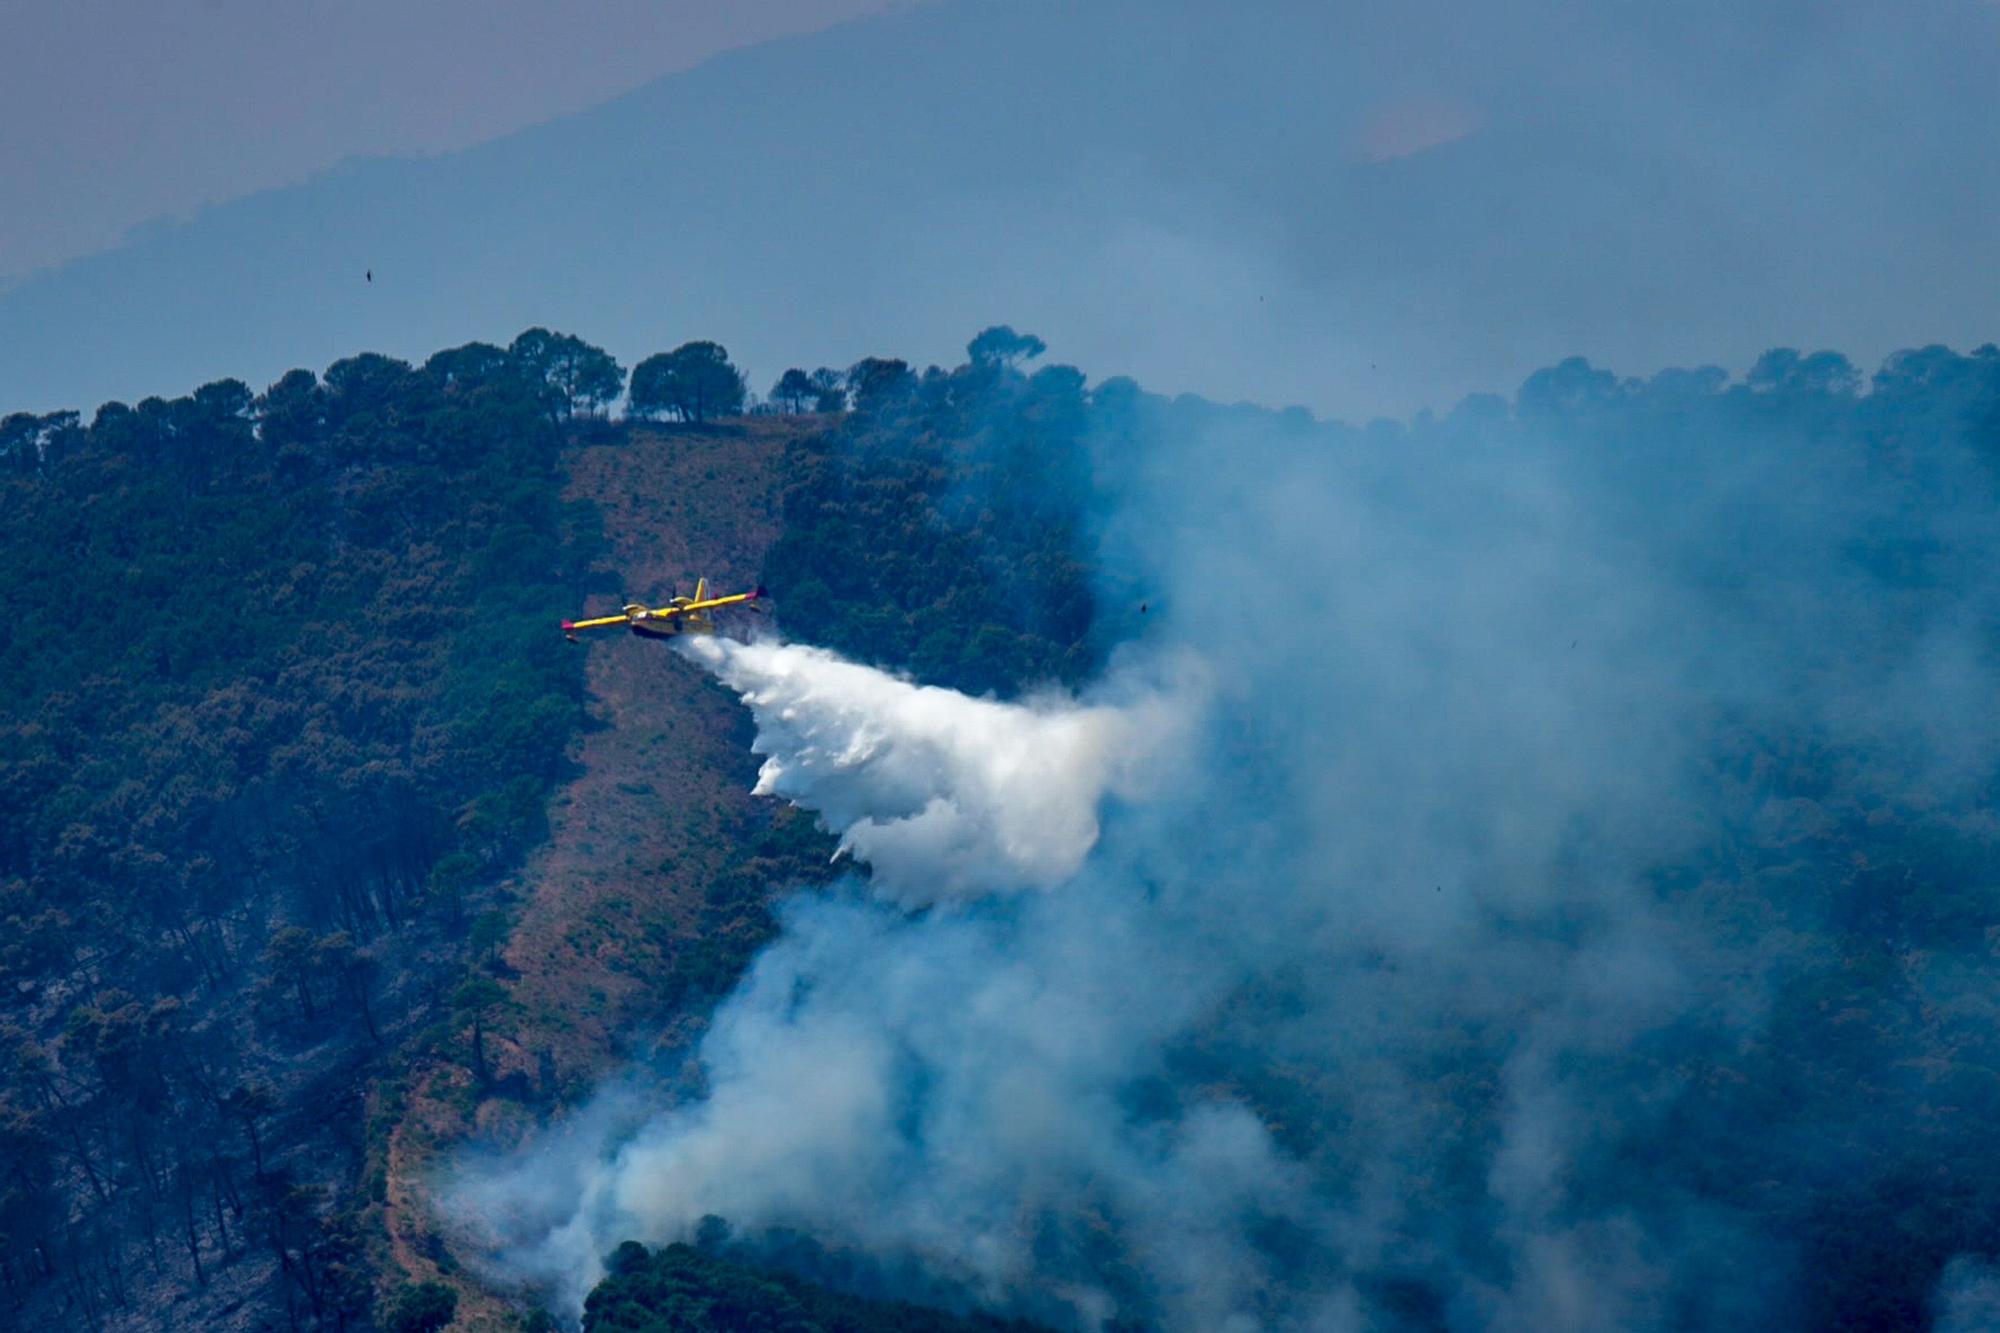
627;600;711;637
560;581;764;642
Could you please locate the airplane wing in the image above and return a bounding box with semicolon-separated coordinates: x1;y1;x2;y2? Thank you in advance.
562;610;642;633
561;585;765;639
679;586;767;613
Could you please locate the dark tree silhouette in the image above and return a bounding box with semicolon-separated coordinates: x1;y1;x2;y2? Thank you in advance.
770;368;816;414
629;342;748;424
451;976;509;1086
510;327;626;421
1747;347;1862;396
966;324;1046;368
423;340;512;390
844;357;914;412
809;367;847;412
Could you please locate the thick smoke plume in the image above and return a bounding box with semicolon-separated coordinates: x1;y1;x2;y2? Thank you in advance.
452;357;2000;1331
446;640;1221;1319
673;636;1195;906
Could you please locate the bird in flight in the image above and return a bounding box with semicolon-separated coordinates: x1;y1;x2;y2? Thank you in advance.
366;269;373;283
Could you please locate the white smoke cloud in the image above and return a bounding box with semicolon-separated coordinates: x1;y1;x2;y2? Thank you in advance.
448;876;1315;1325
1934;1257;2000;1333
674;636;1200;906
444;640;1242;1323
449;366;2000;1331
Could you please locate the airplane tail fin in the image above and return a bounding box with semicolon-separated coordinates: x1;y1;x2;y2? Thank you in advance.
693;577;707;603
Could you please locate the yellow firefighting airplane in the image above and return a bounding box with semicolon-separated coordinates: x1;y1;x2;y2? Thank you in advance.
560;579;767;642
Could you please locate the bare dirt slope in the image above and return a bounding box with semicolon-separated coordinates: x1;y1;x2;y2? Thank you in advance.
378;415;823;1328
507;416;801;1069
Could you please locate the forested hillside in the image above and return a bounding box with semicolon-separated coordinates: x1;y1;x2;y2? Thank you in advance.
8;328;2000;1331
0;334;611;1329
0;326;1112;1332
562;340;2000;1333
1073;344;2000;1331
762;334;1103;696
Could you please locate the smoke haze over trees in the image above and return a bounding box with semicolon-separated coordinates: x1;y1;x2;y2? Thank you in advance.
447;336;2000;1331
5;314;2000;1331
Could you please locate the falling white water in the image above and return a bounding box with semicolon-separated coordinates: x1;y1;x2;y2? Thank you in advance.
676;636;1198;906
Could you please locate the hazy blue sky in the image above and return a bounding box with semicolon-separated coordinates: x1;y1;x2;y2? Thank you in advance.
2;0;897;281
2;0;1994;420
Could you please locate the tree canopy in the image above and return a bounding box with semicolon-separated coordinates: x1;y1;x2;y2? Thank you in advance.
630;342;748;424
584;1241;1051;1333
510;327;626;420
770;368;817;413
0;327;597;1329
382;1281;459;1333
764;344;1099;696
965;325;1046;368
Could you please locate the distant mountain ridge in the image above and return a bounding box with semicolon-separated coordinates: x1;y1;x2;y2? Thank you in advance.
3;0;1995;419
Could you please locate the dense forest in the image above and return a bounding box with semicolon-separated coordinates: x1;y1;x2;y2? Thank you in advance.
761;329;1102;697
0;332;606;1328
583;1240;1052;1333
590;340;2000;1332
0;326;1107;1331
5;326;2000;1330
1065;343;2000;1332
